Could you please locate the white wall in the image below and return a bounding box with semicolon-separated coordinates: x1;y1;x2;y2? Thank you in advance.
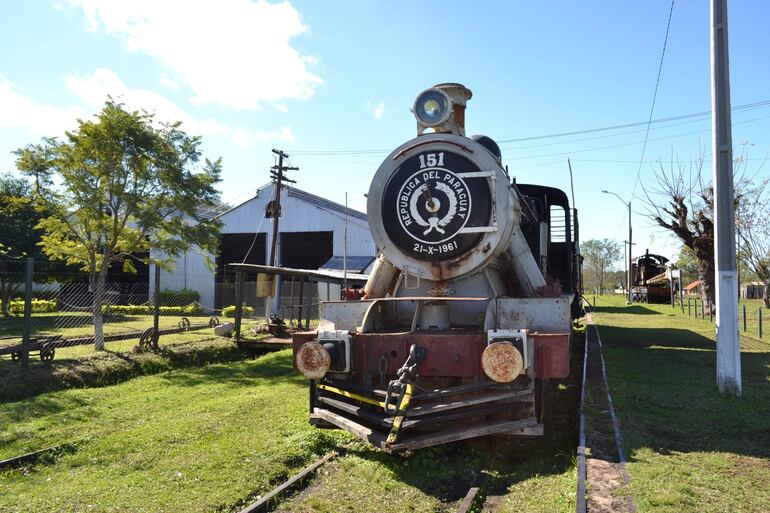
221;185;375;260
157;184;375;314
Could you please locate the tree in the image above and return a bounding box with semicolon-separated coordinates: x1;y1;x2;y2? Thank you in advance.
0;174;80;316
582;238;622;294
737;176;770;307
15;101;222;349
0;174;45;315
641;148;747;313
674;245;700;284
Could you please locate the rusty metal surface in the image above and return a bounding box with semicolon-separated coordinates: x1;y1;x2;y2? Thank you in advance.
296;341;331;379
532;333;570;378
353;332;485;379
481;342;524;382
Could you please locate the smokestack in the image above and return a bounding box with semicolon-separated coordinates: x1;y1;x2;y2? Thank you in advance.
435;83;472;133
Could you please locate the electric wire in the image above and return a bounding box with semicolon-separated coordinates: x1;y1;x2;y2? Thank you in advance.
630;0;676;202
283;98;770;157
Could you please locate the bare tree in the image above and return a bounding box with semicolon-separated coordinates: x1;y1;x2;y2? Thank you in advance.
641;146;754;312
737;176;770;307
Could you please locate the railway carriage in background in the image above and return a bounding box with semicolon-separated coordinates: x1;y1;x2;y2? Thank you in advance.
292;83;582;452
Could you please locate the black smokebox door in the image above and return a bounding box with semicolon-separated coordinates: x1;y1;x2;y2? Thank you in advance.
381;150;492;262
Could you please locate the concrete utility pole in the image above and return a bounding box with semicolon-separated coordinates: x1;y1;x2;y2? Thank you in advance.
711;0;742;396
268;149;298;267
602;190;633;304
266;149;298;318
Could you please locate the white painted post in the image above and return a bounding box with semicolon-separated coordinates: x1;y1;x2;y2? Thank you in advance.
711;0;742;396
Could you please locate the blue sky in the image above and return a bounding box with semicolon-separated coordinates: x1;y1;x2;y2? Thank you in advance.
2;1;769;263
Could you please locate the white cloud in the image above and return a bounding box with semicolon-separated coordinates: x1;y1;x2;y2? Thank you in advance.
65;68;293;147
66;0;322;110
367;99;385;119
0;76;83;136
159;74;180;92
274;103;289;113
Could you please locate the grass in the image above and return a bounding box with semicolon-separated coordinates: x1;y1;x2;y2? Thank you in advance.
591;295;770;513
0;350;351;513
0;335;272;403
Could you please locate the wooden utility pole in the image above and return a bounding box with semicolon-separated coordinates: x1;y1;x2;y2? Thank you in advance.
711;0;742;396
266;149;297;318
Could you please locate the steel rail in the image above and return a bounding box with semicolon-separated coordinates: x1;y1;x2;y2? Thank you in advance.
237;451;339;513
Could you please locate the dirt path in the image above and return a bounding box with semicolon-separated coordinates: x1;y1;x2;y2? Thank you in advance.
584;314;636;512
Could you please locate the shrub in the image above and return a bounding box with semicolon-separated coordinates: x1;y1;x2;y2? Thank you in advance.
222;305;254;318
101;303;204;316
158;288;200;306
3;299;58;314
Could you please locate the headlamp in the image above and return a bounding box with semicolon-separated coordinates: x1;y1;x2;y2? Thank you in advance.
413;88;451;127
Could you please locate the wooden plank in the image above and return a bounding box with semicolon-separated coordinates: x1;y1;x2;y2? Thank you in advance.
401;401;531;428
319;395;533;430
312;408;387;446
317;397;391;427
386;418;538;452
0;443;75;470
456;487;480;513
494;424;544;436
406;390;533;417
237;451;338;513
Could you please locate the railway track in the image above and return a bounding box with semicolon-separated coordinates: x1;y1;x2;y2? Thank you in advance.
236;450;486;513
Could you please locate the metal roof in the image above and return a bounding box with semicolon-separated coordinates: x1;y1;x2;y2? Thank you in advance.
217;183;368;222
319;256;375;273
228;263;369;284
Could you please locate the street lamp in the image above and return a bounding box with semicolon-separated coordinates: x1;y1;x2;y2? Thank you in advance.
602;190;633;304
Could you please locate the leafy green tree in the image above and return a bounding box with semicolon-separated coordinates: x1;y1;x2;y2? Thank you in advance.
15;101;222;349
582;238;622;294
0;174;45;315
674;245;699;284
0;174;81;316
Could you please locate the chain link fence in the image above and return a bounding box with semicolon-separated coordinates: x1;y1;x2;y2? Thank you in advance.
0;259;249;366
1;258;347;369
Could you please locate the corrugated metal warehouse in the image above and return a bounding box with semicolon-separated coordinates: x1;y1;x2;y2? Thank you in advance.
152;182;376;315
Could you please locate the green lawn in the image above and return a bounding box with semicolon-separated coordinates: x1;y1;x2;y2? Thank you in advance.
0;350;350;513
591;295;770;513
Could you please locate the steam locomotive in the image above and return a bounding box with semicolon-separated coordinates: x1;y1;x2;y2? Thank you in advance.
292;84;581;452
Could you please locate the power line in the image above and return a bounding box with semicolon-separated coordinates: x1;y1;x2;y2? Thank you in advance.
285;98;770;157
505;112;770;162
630;0;676;202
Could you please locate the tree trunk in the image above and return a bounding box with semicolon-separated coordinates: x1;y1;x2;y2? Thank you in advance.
92;270;107;351
764;284;770;309
698;260;716;316
1;286;11;317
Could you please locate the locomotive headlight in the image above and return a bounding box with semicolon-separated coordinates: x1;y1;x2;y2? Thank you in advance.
413;88;452;127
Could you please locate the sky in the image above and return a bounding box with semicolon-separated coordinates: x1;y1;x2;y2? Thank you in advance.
2;0;770;265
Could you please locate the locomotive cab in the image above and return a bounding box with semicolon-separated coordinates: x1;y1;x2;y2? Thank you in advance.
292;83;581;452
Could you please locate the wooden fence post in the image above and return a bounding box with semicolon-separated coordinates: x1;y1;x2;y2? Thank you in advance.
21;258;34;369
234;270;244;340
